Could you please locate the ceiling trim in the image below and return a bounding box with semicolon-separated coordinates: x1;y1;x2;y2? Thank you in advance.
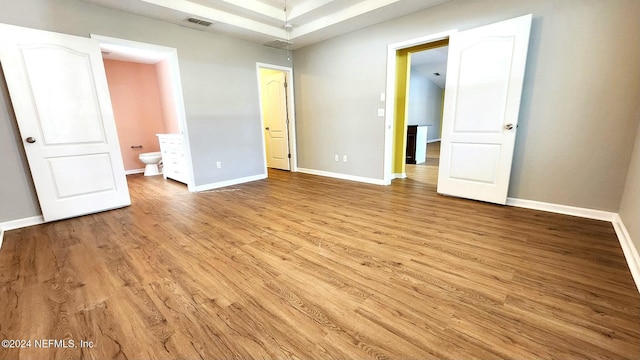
141;0;287;39
291;0;399;38
288;0;333;21
220;0;284;21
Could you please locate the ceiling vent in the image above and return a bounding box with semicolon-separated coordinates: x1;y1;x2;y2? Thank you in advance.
186;17;213;27
263;39;294;50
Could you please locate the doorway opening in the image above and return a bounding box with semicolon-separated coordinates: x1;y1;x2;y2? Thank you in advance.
384;15;532;204
256;63;297;175
91;35;195;191
402;42;448;186
384;33;452;185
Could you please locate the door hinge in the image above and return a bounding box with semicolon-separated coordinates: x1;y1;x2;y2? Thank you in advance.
288;153;291;159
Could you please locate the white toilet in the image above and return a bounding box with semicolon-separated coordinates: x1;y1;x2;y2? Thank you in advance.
138;152;163;176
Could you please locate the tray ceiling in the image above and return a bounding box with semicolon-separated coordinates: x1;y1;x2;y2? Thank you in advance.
80;0;450;49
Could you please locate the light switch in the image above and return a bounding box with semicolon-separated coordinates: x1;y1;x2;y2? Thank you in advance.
380;92;385;101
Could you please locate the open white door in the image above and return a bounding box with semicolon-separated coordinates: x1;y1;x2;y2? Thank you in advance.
262;71;290;171
0;23;130;222
437;14;532;204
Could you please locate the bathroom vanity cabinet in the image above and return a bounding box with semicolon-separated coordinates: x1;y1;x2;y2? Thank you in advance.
157;134;188;184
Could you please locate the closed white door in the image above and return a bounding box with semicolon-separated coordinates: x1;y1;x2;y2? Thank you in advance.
0;23;130;222
437;14;532;204
262;71;290;171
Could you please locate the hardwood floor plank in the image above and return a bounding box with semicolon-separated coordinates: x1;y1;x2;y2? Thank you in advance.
1;168;638;359
263;276;434;359
511;271;639;315
503;294;640;357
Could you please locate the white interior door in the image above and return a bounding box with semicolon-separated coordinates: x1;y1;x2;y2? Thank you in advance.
262;71;290;171
0;23;130;222
437;14;532;204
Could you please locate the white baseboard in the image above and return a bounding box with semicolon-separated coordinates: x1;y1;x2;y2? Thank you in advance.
125;168;145;175
506;197;616;222
1;215;45;231
427;138;441;143
392;172;407;179
0;215;45;249
193;173;267;192
612;215;640;294
297;168;386;185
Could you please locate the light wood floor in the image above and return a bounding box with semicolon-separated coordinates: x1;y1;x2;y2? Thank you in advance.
406;140;441;186
1;164;639;359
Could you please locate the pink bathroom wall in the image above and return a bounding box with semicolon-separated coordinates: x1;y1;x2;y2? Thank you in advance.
103;59;168;171
155;59;180;134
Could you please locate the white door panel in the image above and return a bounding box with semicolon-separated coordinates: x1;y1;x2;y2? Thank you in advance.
448;143;501;183
0;23;130;222
48;154;117;198
438;14;532;204
22;46;106;144
453;37;514;134
270;138;286;159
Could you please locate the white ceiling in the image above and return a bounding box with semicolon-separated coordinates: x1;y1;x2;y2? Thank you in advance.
411;46;448;88
80;0;450;49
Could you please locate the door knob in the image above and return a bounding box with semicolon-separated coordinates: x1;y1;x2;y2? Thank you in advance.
25;137;36;143
265;127;270;131
504;124;514;130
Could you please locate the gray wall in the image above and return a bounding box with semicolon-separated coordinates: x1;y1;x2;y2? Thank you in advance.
407;69;442;141
0;0;289;222
0;75;40;220
2;0;639;224
293;0;640;211
619;120;640;252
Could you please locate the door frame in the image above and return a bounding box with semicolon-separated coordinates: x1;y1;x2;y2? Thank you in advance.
383;30;456;185
90;34;195;192
256;62;297;174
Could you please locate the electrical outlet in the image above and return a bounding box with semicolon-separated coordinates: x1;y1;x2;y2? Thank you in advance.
343;155;348;162
334;154;339;162
378;108;385;117
216;161;222;168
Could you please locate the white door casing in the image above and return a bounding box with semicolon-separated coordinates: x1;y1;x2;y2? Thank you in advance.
262;71;290;171
437;14;532;204
0;23;130;222
91;34;195;192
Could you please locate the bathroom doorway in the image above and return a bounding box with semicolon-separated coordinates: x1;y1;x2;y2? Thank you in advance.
92;35;195;191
